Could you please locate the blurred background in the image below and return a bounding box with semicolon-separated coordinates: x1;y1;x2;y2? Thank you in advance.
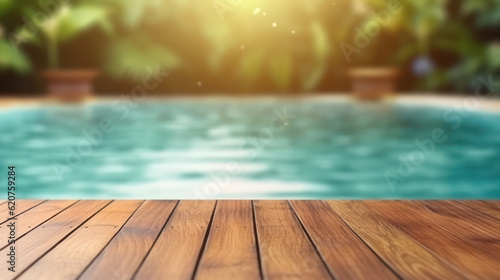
1;0;500;199
1;0;499;95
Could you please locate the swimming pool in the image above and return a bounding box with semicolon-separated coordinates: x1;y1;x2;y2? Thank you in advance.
2;98;499;199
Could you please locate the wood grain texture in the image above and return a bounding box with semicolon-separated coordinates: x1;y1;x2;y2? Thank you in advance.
134;200;216;280
290;200;398;280
327;201;468;280
3;200;498;280
0;200;46;224
414;200;500;237
0;200;111;278
196;200;260;280
18;200;142;280
413;201;500;272
0;200;78;249
364;200;500;279
80;200;178;280
254;200;332;280
459;200;500;221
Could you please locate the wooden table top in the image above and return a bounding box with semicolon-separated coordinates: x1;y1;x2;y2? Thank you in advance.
0;200;499;280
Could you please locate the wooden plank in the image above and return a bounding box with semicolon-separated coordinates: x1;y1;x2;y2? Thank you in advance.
135;200;216;280
18;200;142;280
2;199;495;279
364;200;500;279
254;200;332;280
196;200;260;280
408;201;500;246
0;200;46;224
327;201;468;280
0;200;110;277
290;200;398;280
459;200;500;221
0;200;78;249
411;201;500;266
414;201;500;235
79;200;177;280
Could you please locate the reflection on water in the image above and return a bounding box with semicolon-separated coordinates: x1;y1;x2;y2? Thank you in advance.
1;99;499;199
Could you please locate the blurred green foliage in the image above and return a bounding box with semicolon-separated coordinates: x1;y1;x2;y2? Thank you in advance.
0;0;499;92
0;0;30;72
1;0;108;69
448;0;500;90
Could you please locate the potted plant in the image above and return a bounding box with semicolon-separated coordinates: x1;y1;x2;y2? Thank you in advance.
347;68;398;100
345;0;446;100
17;4;108;101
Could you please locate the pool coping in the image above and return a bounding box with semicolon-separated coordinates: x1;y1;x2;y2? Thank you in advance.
1;93;500;114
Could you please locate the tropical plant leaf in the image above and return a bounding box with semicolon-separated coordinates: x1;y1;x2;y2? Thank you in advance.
0;0;14;20
310;21;330;61
300;63;326;91
487;43;500;70
269;53;293;90
105;37;181;79
238;49;265;87
122;0;147;28
0;40;31;73
58;5;109;42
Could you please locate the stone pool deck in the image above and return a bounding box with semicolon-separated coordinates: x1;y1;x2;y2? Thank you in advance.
1;200;499;279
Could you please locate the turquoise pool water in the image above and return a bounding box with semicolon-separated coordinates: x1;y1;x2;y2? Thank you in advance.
1;98;499;199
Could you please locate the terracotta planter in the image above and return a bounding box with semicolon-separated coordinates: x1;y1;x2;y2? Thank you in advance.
40;70;99;102
347;68;398;100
